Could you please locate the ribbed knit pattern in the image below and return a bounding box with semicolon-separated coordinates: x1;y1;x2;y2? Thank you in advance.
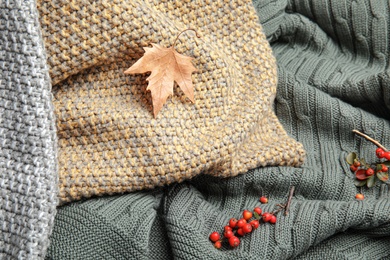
45;0;390;259
36;0;305;203
0;0;58;259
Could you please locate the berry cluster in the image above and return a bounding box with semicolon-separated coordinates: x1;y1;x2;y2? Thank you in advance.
209;197;278;249
376;148;390;160
346;147;390;188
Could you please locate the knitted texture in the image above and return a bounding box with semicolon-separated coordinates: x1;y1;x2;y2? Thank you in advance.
36;0;305;203
45;0;390;259
0;0;58;259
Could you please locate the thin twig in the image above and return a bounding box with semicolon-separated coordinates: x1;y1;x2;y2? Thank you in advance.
352;129;388;152
284;186;295;216
270;204;286;215
271;206;285;215
172;28;201;48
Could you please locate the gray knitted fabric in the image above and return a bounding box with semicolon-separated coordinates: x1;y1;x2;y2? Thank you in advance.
0;0;58;259
44;0;390;259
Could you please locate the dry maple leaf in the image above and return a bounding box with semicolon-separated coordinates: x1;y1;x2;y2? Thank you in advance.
124;29;200;117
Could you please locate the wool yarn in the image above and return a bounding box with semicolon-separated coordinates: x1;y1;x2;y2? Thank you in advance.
46;0;390;259
0;1;58;258
37;0;305;203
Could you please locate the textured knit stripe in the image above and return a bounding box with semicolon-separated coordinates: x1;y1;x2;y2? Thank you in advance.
46;0;390;259
0;0;58;259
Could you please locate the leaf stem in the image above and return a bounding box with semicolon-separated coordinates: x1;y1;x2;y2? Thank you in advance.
172;28;201;49
284;186;295;216
352;130;388;152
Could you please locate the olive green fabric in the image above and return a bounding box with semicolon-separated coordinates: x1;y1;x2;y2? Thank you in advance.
46;0;390;259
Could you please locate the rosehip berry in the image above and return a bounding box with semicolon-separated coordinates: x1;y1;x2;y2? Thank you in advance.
242;223;253;234
224;230;234;239
236;218;247;228
269;215;277;224
224;225;232;232
262;212;272;222
228;236;240;248
209;232;220;242
236;228;244;236
229;218;238;228
365;168;374;176
243;210;253;220
259;196;268;204
253;207;262;215
250;220;260;229
384;152;390;160
353;160;361;167
214;241;222;249
376;148;385;158
355;193;364;200
350;165;358;172
381;164;388;172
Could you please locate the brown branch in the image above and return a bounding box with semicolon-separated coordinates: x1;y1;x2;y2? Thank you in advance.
352;130;388;152
284;186;295;216
270;204;286;215
271;206;285;215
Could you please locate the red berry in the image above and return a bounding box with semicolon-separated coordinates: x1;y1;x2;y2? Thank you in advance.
381;164;388;172
353;160;361;167
366;168;374;176
259;196;268;204
243;210;253;220
229;218;238;228
228;236;240;248
350;165;358;172
209;232;220;242
242;223;253;234
355;193;364;200
384;152;390;160
224;225;232;232
376;148;385;158
236;218;247;228
214;241;222;249
236;228;244;236
269;215;277;224
224;230;234;239
253;207;262;215
355;169;368;180
250;220;260;229
262;212;272;222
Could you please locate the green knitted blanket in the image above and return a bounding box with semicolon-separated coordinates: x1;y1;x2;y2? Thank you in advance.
44;0;390;259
